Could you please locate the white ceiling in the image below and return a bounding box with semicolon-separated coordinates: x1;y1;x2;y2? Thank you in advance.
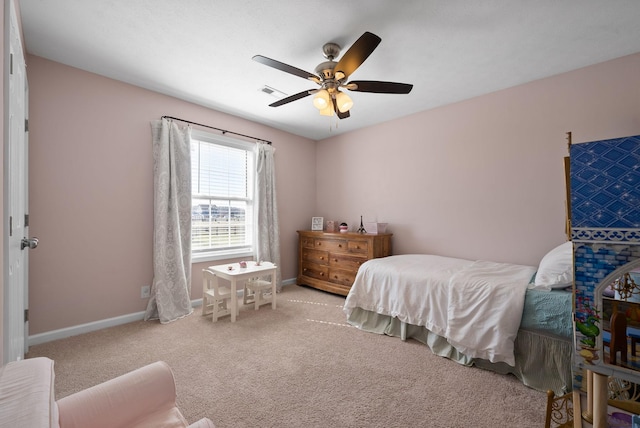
18;0;640;141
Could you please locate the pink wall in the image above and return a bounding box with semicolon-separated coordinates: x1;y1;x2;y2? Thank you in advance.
316;53;640;266
23;51;640;337
26;55;316;334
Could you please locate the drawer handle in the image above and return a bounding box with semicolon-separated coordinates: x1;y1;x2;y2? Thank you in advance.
334;275;338;279
320;272;325;276
338;244;342;248
320;256;325;260
334;258;338;262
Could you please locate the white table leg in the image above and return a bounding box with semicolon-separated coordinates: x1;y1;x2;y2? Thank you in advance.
230;278;237;322
211;274;219;322
201;274;207;316
271;268;276;309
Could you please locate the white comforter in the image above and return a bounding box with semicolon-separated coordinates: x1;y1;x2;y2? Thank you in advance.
343;254;536;366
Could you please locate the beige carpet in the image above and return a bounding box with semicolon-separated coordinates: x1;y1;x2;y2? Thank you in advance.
27;285;547;427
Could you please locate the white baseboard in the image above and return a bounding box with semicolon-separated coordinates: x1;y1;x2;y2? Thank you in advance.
28;278;297;347
28;311;146;347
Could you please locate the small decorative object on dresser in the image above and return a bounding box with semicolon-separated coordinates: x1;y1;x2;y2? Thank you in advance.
357;216;366;233
364;222;388;234
297;230;392;296
326;220;336;232
311;216;324;231
339;222;348;233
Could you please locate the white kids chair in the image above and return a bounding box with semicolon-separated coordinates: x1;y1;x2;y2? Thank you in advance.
202;268;237;322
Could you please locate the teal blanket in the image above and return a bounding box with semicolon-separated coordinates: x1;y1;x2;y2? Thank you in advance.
520;288;572;338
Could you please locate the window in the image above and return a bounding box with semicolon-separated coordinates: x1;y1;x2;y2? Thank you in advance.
190;130;255;262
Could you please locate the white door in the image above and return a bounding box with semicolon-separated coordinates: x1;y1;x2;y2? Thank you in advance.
4;0;32;363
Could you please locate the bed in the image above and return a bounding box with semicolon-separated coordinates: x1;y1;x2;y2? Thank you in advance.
344;243;574;395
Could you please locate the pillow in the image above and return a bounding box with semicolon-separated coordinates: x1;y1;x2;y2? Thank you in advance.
529;241;573;291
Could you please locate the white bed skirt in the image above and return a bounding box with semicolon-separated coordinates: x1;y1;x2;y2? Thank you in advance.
347;307;573;395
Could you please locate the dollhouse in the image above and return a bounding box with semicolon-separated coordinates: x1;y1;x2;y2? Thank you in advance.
571;134;640;426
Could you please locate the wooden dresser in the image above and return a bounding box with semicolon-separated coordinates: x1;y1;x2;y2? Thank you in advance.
297;230;392;296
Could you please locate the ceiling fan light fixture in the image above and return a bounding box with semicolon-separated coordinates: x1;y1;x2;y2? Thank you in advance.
335;91;353;113
313;89;330;110
319;105;334;116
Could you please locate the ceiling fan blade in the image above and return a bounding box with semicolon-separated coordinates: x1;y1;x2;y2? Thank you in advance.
335;32;381;78
253;55;318;81
347;80;413;94
268;90;312;107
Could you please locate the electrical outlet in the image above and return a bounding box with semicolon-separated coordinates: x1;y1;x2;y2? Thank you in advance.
141;285;150;299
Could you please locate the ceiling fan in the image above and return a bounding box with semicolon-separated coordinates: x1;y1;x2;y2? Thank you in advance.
253;31;413;119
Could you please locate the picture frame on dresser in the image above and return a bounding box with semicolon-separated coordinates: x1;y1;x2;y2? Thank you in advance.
311;217;324;231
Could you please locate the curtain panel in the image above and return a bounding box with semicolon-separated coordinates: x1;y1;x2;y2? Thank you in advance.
144;119;193;323
255;143;282;290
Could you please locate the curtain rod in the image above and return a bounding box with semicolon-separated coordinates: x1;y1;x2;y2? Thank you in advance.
161;116;272;145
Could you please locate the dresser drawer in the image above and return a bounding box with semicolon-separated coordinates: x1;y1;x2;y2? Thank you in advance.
301;248;329;265
328;268;358;287
300;235;315;249
329;254;366;271
301;262;329;281
314;238;349;253
348;240;368;254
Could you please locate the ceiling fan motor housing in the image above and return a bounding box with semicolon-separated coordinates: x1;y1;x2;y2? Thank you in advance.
316;42;347;87
322;42;341;60
315;60;337;80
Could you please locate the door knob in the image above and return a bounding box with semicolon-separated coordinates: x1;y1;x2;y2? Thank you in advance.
21;237;38;250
